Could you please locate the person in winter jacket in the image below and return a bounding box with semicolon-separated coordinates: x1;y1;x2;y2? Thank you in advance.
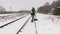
30;7;36;22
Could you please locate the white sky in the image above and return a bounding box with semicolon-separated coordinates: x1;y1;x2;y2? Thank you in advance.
0;0;54;11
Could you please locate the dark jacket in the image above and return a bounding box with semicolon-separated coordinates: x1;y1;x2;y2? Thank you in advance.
31;7;36;15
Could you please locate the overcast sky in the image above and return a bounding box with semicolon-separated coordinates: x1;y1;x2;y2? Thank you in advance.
0;0;54;11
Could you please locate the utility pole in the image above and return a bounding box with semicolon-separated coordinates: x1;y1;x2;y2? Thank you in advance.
34;22;38;34
9;6;12;11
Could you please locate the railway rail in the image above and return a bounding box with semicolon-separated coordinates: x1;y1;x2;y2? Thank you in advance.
0;15;28;28
0;14;38;34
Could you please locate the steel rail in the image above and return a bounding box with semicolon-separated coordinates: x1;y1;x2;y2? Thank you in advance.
16;16;31;34
0;15;28;28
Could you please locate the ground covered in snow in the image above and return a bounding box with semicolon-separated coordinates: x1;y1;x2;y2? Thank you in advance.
0;13;27;26
0;13;60;34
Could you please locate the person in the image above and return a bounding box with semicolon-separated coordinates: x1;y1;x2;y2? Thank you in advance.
30;7;36;22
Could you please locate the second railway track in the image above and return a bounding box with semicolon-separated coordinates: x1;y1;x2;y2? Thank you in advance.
0;15;29;28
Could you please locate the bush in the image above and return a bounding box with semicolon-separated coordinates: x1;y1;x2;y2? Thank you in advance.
53;8;60;15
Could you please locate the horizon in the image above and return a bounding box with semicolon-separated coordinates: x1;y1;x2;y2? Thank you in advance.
0;0;54;11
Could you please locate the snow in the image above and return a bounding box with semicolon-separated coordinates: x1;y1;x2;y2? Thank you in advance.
0;13;27;26
0;13;60;34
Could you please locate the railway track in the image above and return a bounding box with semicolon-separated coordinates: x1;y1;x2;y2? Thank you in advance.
0;14;38;34
16;16;31;34
0;15;28;28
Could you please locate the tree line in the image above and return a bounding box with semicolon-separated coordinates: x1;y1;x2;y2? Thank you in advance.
37;0;60;15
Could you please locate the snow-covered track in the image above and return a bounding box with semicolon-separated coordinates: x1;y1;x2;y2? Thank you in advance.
16;16;31;34
0;15;28;28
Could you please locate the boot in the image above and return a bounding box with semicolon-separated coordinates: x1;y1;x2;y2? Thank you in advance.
31;20;34;22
